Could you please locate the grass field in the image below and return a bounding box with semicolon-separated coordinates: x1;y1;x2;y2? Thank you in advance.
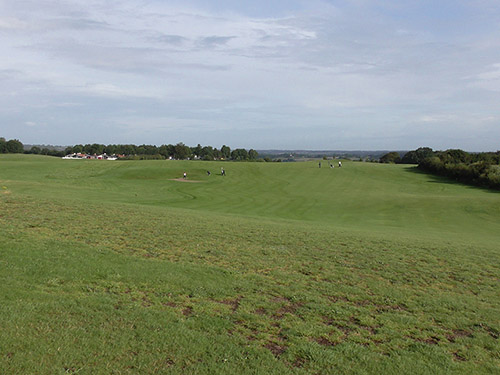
1;154;499;374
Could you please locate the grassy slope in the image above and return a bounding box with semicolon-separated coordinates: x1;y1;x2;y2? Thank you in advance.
0;154;499;374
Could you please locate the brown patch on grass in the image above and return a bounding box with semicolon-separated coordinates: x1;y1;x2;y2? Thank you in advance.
338;326;352;335
415;336;440;345
475;323;499;339
163;301;177;308
375;304;409;312
254;307;267;315
182;306;193;316
328;295;349;303
264;341;286;357
292;357;306;368
328;295;409;313
447;329;473;342
452;352;467;361
323;317;353;336
314;336;337;347
272;301;304;320
217;296;242;313
164;358;175;366
270;296;289;303
141;295;152;307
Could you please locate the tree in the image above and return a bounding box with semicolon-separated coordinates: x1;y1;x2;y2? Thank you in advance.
72;144;83;153
0;137;7;153
158;144;171;159
401;147;434;164
119;144;137;155
212;148;222;159
231;148;248;161
6;139;24;153
192;144;202;158
221;145;231;159
104;144;117;155
379;152;401;164
200;146;215;160
136;146;147;155
442;149;469;164
248;149;258;160
174;142;191;160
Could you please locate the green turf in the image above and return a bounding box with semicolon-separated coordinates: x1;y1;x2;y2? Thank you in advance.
0;154;499;374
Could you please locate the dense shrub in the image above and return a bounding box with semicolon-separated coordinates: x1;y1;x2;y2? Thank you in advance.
418;149;500;190
379;152;401;164
401;147;434;164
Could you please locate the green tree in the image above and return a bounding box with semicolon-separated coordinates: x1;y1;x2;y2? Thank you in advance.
200;146;214;160
6;139;24;153
30;146;42;154
0;137;6;153
192;144;203;158
231;148;248;161
248;149;258;160
104;144;117;155
158;145;171;159
72;144;83;153
221;145;231;159
174;142;191;160
401;147;434;164
379;152;401;164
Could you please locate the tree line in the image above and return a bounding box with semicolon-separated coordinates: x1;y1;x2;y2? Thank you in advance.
64;142;259;161
0;138;261;161
380;147;500;190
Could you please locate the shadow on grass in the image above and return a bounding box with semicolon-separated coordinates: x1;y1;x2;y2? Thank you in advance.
403;166;500;194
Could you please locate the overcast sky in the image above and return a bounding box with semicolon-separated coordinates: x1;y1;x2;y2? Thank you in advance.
1;0;500;151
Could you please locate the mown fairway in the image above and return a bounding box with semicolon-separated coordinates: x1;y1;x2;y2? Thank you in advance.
1;154;499;374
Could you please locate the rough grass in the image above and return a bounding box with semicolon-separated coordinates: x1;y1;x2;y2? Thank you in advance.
0;155;499;374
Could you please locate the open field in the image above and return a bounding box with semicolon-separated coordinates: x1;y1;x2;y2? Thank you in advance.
1;154;499;374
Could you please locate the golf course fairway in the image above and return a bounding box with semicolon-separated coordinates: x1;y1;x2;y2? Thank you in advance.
1;154;499;374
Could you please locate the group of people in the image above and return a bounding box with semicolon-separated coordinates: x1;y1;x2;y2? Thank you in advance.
184;161;342;179
182;167;226;179
320;161;342;168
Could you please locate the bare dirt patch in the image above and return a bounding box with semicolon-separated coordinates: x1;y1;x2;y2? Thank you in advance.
217;296;242;313
264;341;286;357
169;178;202;183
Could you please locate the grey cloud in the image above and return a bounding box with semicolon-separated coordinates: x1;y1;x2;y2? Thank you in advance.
155;34;189;45
44;17;110;31
198;36;236;48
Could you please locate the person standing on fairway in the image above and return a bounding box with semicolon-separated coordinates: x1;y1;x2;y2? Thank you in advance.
183;172;187;179
338;161;342;168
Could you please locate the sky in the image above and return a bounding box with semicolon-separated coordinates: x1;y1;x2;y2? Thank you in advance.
1;0;500;151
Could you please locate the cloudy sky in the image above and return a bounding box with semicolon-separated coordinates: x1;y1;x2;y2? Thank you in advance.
1;0;500;150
